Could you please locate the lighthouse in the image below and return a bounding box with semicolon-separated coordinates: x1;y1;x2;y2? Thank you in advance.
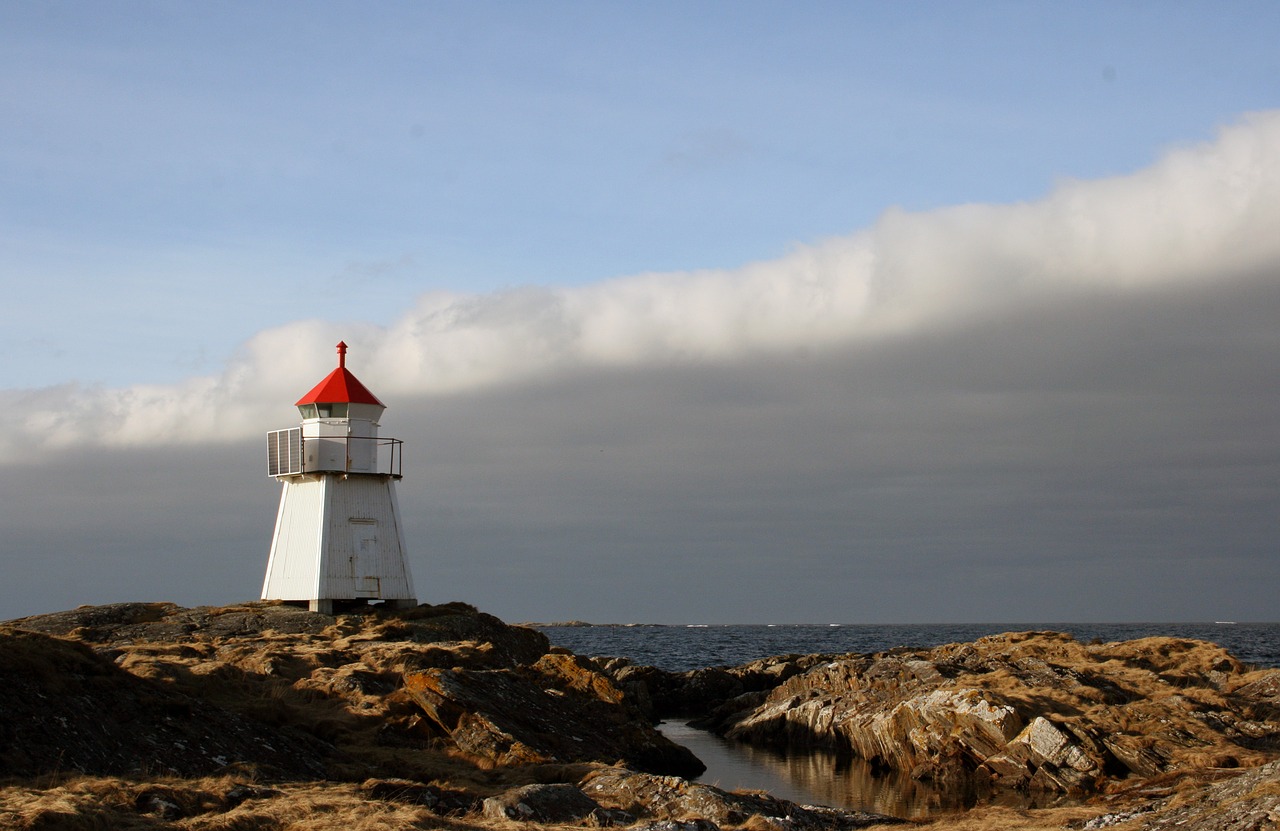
262;341;417;614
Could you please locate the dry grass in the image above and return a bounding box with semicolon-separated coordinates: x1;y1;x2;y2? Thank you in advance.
904;804;1107;831
0;776;500;831
16;763;1120;831
932;633;1280;776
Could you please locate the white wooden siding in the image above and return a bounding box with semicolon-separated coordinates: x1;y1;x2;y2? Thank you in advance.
262;473;415;604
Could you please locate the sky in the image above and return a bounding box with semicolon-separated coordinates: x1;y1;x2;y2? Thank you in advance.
3;1;1280;624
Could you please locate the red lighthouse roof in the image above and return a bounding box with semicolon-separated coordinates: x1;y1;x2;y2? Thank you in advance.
295;341;385;406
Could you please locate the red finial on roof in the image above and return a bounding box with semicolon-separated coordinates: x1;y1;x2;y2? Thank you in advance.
295;340;384;407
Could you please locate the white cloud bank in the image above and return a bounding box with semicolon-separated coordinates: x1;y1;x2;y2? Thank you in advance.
7;111;1280;461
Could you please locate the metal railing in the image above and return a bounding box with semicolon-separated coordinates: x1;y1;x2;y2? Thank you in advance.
267;428;403;478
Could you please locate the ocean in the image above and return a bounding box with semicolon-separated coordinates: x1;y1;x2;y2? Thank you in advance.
535;621;1280;672
534;622;1280;818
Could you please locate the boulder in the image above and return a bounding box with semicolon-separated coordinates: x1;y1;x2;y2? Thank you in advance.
481;783;617;824
994;716;1099;791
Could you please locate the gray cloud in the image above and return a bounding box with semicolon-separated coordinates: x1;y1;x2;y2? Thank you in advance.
3;114;1279;622
6;266;1276;623
408;273;1278;622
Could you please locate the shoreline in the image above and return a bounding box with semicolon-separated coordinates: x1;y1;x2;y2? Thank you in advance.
4;602;1280;830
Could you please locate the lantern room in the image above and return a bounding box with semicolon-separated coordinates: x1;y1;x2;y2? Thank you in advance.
293;341;383;473
266;342;402;478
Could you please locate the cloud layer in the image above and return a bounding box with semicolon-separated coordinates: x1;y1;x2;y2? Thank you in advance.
9;112;1280;459
5;112;1280;623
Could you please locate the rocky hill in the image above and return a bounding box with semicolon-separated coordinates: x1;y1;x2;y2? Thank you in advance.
1;601;701;779
3;602;1280;831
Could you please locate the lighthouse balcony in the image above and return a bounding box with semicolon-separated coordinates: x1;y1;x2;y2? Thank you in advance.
267;427;403;478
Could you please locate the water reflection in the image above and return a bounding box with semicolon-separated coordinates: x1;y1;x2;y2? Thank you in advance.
660;721;1082;820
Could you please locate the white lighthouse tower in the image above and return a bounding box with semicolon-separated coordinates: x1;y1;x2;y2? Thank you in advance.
262;341;417;614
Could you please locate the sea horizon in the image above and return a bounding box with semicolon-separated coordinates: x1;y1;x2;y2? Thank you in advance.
534;620;1280;671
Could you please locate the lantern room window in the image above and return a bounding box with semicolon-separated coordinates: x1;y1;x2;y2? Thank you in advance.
299;403;350;419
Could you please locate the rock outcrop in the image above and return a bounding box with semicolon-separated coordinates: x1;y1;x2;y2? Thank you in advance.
0;600;696;780
580;766;899;829
404;652;704;776
0;599;912;829
482;782;622;824
9;603;1280;831
711;631;1280;793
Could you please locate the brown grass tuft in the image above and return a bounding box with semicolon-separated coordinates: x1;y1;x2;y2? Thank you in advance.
904;804;1107;831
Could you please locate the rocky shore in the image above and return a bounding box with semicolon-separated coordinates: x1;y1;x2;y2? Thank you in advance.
2;601;1280;830
605;630;1280;793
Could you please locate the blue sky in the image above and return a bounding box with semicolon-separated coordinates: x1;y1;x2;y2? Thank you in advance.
3;3;1280;623
7;2;1279;388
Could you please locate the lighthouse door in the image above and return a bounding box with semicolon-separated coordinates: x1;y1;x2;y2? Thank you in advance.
350;521;381;598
